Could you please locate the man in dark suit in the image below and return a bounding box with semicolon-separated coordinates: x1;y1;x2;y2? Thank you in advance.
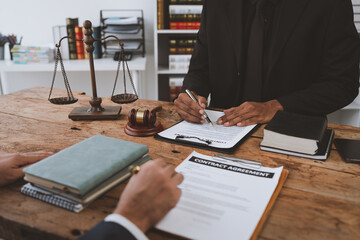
175;0;360;127
78;159;184;240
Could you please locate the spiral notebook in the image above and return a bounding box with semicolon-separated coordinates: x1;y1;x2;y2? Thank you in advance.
21;183;84;213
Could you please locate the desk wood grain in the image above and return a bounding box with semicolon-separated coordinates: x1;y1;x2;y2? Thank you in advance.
0;87;359;240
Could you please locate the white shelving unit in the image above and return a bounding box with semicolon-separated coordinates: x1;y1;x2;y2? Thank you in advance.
0;56;146;97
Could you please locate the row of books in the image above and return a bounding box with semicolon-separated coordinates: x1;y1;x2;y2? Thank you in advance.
169;38;196;55
169;54;191;70
157;0;203;30
53;18;102;61
11;45;53;64
169;14;201;29
169;5;202;29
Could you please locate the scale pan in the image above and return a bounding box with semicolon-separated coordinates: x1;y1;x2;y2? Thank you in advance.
49;97;78;105
111;93;138;104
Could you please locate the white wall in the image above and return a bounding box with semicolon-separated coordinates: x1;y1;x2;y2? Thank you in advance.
0;0;157;99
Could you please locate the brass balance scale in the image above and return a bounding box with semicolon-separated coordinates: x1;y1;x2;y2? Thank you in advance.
48;20;138;121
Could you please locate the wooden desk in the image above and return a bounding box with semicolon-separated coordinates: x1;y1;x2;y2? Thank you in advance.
0;87;359;240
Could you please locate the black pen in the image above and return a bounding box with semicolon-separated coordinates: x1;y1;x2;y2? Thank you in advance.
185;89;214;127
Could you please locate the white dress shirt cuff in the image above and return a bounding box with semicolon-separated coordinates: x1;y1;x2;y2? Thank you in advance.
105;213;149;240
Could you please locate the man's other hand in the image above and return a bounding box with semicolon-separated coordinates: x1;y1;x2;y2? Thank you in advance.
217;99;284;127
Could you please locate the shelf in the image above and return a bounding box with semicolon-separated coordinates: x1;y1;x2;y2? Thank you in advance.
0;56;146;72
157;66;188;74
157;29;199;34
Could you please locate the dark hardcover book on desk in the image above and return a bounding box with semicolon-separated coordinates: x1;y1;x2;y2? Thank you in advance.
260;111;333;160
22;135;150;212
334;138;360;164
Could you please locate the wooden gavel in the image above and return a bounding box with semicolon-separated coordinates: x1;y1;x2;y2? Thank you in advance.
128;106;162;127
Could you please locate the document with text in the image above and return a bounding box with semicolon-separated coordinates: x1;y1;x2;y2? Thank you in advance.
156;109;257;149
156;151;284;240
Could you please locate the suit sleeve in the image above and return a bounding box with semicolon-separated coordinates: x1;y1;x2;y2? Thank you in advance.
181;0;211;98
277;0;360;115
77;221;137;240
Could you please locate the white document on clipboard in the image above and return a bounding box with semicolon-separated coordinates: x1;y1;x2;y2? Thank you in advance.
157;109;257;149
156;151;284;240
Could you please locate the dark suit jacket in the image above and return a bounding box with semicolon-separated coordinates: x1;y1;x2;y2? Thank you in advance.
182;0;360;115
77;221;136;240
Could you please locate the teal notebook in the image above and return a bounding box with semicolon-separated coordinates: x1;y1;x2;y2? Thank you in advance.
23;135;148;196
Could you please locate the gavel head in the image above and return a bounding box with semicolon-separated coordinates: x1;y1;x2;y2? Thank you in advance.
128;108;157;127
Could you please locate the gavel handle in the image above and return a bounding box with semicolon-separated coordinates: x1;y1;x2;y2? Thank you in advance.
151;106;162;114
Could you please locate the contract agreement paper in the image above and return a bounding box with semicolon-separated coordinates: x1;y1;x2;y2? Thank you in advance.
157;109;257;149
156;151;284;240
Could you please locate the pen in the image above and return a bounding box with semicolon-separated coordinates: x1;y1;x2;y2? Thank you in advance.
185;89;214;127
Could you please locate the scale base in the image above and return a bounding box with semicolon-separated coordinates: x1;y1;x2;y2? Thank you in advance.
69;106;122;121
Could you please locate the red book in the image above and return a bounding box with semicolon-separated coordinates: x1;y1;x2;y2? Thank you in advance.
74;26;85;59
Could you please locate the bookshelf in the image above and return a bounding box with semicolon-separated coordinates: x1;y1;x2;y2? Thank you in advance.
154;0;203;101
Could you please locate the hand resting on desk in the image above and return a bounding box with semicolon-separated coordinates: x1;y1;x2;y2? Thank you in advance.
217;100;284;127
0;152;53;187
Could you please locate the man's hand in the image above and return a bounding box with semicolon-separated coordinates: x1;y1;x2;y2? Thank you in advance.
0;152;53;187
217;99;284;127
174;92;207;123
114;159;184;233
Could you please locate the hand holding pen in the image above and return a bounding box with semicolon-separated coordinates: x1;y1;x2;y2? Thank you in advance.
185;89;214;126
173;89;214;126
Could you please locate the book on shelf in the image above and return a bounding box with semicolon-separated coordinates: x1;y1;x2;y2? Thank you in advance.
22;135;151;212
169;54;191;70
169;5;202;29
169;38;196;54
156;151;288;240
158;0;165;29
260;111;334;160
93;26;102;59
52;25;69;60
74;26;85;59
169;77;183;101
66;17;78;60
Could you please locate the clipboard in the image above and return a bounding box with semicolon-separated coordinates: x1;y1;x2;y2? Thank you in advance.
155;151;289;240
154;121;259;154
250;168;289;239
